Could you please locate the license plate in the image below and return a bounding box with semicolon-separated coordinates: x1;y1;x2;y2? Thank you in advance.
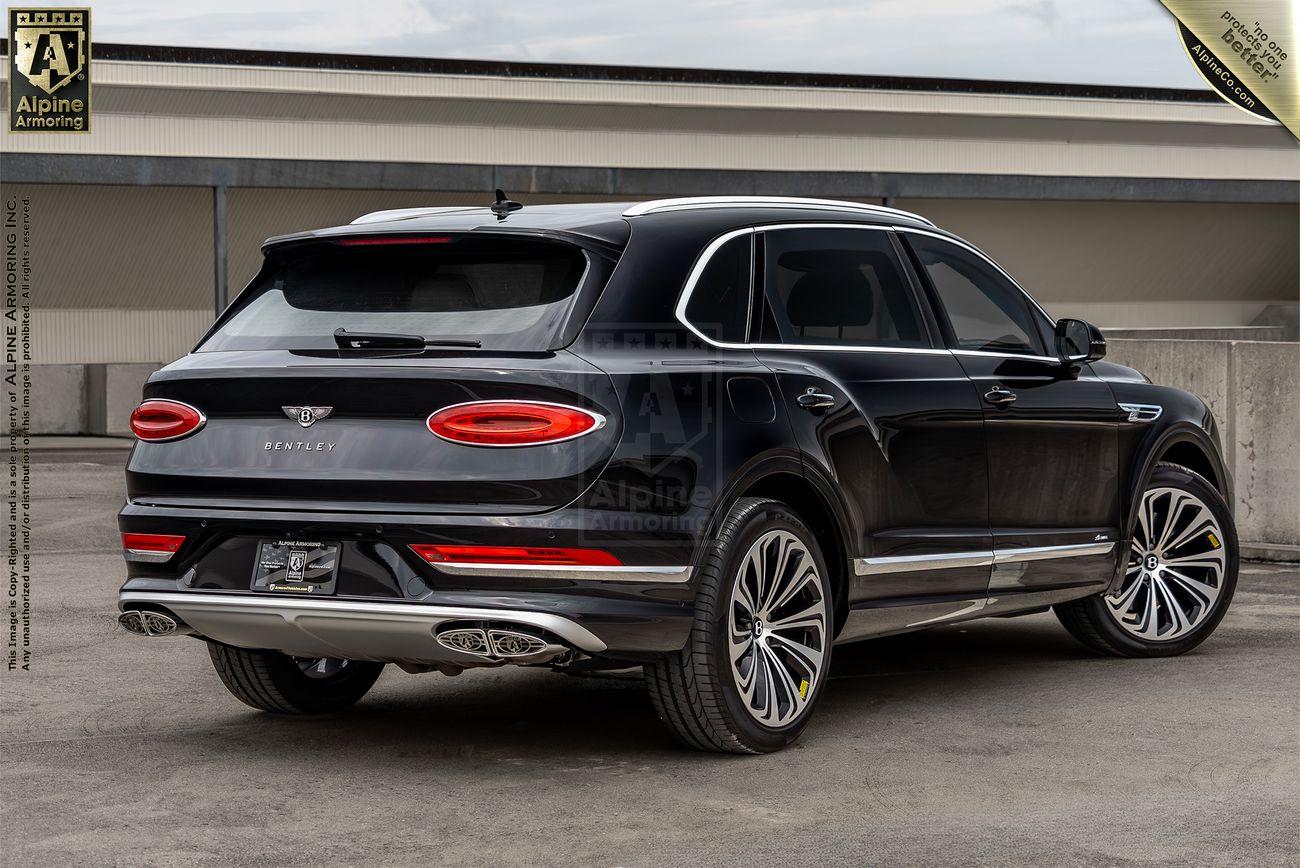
251;539;341;595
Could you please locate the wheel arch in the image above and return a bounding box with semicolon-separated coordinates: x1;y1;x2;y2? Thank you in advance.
1111;422;1231;592
704;456;854;637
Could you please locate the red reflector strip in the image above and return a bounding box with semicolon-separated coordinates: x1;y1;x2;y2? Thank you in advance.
409;544;622;567
122;533;185;553
122;533;186;563
336;236;453;246
427;401;603;446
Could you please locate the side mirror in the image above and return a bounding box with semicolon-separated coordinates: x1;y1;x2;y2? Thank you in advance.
1055;318;1106;364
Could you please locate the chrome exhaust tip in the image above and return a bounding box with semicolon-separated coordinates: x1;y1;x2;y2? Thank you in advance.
486;629;555;658
118;609;189;637
435;624;567;663
436;627;493;656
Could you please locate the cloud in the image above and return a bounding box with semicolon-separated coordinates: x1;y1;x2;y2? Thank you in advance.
37;0;1207;88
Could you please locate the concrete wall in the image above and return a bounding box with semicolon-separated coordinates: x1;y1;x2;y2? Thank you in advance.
899;198;1299;329
1107;339;1300;559
2;183;215;364
5;362;164;436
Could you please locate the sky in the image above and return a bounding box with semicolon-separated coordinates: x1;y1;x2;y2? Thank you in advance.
37;0;1208;89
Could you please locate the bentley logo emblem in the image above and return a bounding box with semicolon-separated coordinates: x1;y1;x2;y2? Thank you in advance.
283;406;333;428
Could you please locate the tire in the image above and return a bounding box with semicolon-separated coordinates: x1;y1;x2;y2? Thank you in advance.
645;498;834;753
207;643;385;714
1055;462;1238;658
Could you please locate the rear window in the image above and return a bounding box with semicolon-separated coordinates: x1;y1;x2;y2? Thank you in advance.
200;236;590;352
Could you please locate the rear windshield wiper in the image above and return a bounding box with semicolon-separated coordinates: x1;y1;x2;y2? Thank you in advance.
333;328;481;349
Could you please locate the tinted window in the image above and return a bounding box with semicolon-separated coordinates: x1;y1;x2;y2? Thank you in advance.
200;236;589;352
760;228;926;348
909;235;1045;356
684;234;752;342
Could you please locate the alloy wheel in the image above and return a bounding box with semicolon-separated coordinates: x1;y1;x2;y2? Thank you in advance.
727;530;828;728
1105;486;1227;641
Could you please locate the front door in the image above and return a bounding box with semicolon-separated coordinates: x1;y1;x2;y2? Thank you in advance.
901;231;1124;598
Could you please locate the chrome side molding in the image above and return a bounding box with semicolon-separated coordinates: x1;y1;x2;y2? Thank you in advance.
993;541;1115;563
854;541;1115;576
854;550;994;576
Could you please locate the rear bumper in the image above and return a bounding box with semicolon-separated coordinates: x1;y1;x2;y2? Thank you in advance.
119;590;609;665
117;498;703;658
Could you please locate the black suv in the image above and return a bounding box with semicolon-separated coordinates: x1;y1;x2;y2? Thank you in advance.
117;196;1237;753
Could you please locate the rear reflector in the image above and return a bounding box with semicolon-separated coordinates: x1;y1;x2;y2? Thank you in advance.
122;532;186;563
129;399;206;442
427;401;604;447
337;235;453;246
409;544;623;567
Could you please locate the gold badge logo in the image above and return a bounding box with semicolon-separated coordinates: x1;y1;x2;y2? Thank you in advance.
8;7;91;132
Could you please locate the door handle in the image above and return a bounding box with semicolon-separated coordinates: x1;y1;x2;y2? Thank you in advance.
797;388;836;412
984;387;1017;408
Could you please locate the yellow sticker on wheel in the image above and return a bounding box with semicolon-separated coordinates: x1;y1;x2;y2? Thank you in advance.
799;678;809;699
1207;531;1221;549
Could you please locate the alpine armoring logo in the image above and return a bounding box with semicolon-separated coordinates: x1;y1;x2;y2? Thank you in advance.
8;8;91;133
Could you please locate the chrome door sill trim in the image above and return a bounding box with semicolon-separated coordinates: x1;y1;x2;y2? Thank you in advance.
427;563;693;582
117;591;608;652
854;541;1115;576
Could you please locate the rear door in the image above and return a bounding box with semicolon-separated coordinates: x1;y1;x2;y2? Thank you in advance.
749;225;993;630
900;230;1123;597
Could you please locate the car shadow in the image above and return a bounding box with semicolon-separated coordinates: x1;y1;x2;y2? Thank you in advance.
204;614;1101;761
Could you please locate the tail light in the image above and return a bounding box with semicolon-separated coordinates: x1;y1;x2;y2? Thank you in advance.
409;544;622;567
122;532;186;563
427;401;604;447
129;399;206;442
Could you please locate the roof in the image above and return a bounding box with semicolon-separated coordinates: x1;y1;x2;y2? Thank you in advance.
266;198;939;252
0;40;1220;104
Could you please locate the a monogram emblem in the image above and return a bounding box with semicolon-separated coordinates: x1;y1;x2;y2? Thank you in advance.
282;406;333;428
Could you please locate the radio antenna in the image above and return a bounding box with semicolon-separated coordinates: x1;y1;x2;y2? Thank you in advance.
490;189;523;221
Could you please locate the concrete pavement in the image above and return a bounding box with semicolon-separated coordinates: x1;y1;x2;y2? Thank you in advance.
2;451;1297;866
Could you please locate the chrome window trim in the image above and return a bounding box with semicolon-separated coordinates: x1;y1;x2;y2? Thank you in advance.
425;400;607;448
624;196;935;226
427;563;694;582
953;349;1062;365
118;590;609;652
853;541;1115;576
1118;402;1163;423
675;223;951;356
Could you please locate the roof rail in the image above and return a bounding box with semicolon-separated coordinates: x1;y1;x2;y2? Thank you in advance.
622;196;935;225
351;206;481;225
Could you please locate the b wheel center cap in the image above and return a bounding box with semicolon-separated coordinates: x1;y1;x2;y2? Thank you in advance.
1144;553;1160;571
752;619;765;638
